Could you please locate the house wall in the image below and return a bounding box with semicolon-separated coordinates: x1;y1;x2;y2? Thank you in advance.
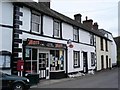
108;34;117;66
0;2;13;26
67;43;95;73
62;23;73;40
0;2;96;76
43;15;53;37
79;29;90;44
20;6;31;32
0;27;13;52
96;36;111;71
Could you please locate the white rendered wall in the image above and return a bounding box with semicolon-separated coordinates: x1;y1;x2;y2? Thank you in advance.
96;36;111;71
43;15;53;37
62;23;73;40
0;2;13;26
108;34;117;66
20;6;31;32
79;29;90;44
0;27;13;53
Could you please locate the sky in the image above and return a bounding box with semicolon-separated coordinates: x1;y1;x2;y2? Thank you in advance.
34;0;119;37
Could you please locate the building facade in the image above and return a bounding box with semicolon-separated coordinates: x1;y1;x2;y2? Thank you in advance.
0;1;115;79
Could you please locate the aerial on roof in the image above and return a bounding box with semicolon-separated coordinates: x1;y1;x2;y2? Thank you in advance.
13;2;111;41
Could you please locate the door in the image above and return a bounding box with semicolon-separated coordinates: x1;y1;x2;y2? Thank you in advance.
101;55;104;69
83;52;88;73
38;52;49;79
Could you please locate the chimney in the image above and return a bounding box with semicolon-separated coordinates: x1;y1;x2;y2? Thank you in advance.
38;0;50;8
93;22;98;30
83;16;93;30
74;14;82;23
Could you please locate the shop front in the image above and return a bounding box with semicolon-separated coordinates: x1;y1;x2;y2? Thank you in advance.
23;39;67;79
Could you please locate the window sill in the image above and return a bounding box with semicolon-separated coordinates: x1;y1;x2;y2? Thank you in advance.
73;65;80;68
50;70;65;72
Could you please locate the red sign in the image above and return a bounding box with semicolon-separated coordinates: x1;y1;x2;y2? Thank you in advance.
69;44;74;48
28;39;40;45
17;60;24;71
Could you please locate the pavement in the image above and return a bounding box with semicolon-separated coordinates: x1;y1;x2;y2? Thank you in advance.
30;67;118;88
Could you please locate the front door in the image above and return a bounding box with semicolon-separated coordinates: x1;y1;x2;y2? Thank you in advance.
83;52;88;73
38;52;49;79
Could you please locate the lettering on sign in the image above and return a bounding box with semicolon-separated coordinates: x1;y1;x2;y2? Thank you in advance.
28;39;40;45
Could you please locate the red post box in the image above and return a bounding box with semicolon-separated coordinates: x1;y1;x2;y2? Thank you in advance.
17;60;24;71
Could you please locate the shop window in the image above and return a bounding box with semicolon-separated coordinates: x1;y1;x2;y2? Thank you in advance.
91;52;95;66
50;50;64;71
25;48;37;74
73;51;80;68
32;48;37;60
31;14;41;34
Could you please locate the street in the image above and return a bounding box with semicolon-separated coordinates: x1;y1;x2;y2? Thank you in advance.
31;68;118;88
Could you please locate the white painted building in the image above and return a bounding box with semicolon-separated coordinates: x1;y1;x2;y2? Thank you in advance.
0;1;115;79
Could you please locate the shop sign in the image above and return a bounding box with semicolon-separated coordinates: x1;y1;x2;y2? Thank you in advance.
27;39;66;49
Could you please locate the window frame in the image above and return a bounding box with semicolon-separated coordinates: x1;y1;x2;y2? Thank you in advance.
73;51;80;68
100;37;104;51
91;52;95;66
31;13;41;34
53;20;61;38
73;27;79;42
90;33;94;46
105;39;108;51
0;55;11;69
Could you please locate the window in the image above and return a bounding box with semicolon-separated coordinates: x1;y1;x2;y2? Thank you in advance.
0;56;10;68
105;39;108;51
73;27;79;42
25;48;37;74
53;20;60;38
106;55;108;68
101;55;104;69
31;14;41;33
100;38;104;50
0;51;11;68
91;52;95;66
50;50;64;71
73;51;80;68
90;34;94;45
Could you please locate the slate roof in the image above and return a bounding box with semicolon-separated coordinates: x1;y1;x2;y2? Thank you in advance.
15;2;111;41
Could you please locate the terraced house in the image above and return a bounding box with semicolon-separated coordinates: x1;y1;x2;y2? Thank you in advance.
0;0;117;79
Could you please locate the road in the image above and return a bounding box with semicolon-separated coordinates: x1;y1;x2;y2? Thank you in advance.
32;68;118;88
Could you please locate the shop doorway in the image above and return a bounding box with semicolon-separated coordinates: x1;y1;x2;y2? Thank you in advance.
83;52;88;73
38;50;49;79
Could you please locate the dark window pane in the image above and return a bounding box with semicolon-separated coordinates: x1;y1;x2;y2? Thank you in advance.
32;48;37;60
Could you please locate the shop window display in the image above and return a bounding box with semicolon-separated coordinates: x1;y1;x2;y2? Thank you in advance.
25;48;37;73
50;50;64;71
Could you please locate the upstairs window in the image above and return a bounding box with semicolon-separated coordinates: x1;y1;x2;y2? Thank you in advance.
53;20;60;38
90;34;94;45
73;27;79;42
31;14;41;33
100;37;104;50
105;39;108;51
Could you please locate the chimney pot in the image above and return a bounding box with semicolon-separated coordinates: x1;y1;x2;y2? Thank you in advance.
38;0;50;8
93;22;98;30
74;14;82;23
